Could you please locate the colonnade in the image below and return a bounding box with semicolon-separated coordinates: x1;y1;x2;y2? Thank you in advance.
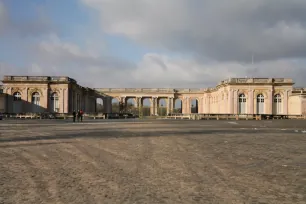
96;96;200;115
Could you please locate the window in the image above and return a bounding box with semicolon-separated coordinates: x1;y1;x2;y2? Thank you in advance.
238;93;247;114
256;94;265;114
31;92;40;113
32;92;40;105
13;92;22;101
51;92;59;112
273;94;282;115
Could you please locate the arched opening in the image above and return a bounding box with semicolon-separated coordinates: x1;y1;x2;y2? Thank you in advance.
96;98;104;113
111;98;119;113
13;92;22;113
173;98;182;114
158;98;167;116
273;94;282;115
191;98;198;113
126;98;136;114
50;92;59;113
32;92;40;113
256;94;265;114
142;98;151;116
238;93;247;114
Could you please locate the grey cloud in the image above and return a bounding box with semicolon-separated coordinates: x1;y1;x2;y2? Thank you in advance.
27;35;137;88
0;1;56;37
82;0;306;63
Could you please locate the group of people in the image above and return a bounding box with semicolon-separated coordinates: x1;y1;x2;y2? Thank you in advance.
72;110;83;122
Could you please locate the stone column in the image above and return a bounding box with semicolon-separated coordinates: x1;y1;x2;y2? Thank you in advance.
120;96;126;113
182;97;186;114
43;88;48;112
267;90;273;114
154;97;158;115
228;89;234;114
198;97;202;113
283;90;289;115
135;97;139;108
233;90;238;114
206;95;210;114
182;97;190;114
248;89;254;114
105;97;112;113
150;97;157;116
224;93;227;113
166;97;173;115
188;97;191;114
171;97;174;114
137;97;142;116
166;98;169;115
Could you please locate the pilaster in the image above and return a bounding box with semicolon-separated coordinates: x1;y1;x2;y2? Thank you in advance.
106;97;112;113
43;88;48;112
248;89;254;114
267;89;273;114
167;97;174;115
150;97;157;115
283;90;289;115
154;97;158;115
228;89;234;114
182;96;190;114
233;89;238;114
206;95;210;114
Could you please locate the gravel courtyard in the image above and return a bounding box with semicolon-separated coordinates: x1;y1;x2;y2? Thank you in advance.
0;119;306;204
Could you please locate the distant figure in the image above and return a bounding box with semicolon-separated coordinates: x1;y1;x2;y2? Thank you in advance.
77;110;80;122
80;110;83;122
72;110;76;122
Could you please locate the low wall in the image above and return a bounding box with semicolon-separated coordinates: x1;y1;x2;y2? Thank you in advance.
1;112;306;120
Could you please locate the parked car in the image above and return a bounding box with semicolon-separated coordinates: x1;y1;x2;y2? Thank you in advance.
0;112;3;120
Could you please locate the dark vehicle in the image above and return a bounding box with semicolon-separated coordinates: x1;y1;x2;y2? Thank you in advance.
0;112;3;120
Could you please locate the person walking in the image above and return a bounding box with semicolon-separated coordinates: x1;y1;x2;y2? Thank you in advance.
72;110;76;122
80;110;83;122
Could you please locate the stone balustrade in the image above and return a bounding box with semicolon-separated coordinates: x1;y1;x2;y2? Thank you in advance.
3;76;77;83
96;88;207;93
218;78;293;85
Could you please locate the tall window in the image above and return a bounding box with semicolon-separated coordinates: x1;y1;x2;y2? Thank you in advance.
13;92;22;113
32;92;40;113
32;92;40;105
238;93;247;114
51;92;59;112
273;94;282;115
256;94;265;114
13;92;22;101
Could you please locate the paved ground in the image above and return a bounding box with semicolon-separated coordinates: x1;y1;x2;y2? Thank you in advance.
0;119;306;204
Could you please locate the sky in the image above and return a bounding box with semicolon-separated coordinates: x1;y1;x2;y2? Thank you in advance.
1;0;306;88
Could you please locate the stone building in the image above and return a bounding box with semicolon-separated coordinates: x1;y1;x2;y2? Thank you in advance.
1;76;97;114
1;75;306;116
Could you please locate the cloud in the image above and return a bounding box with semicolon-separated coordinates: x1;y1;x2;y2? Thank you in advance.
81;0;306;62
2;32;306;88
0;1;55;37
0;1;8;34
1;1;306;89
28;34;137;88
132;54;306;88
